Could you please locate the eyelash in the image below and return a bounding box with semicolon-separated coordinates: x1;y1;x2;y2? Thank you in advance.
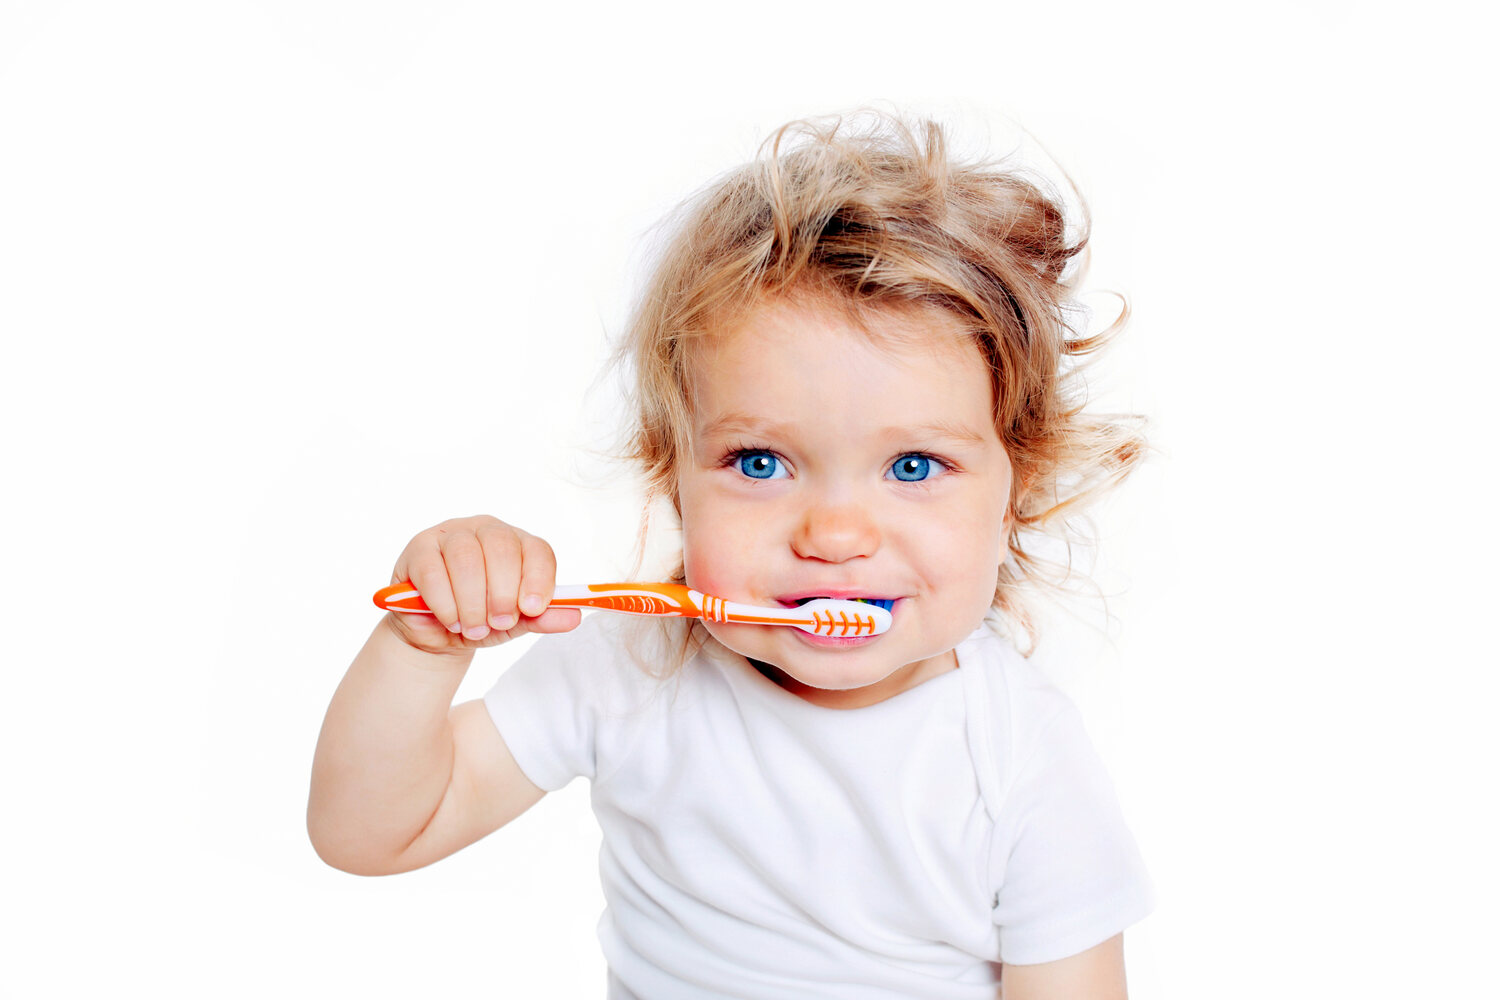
721;446;952;482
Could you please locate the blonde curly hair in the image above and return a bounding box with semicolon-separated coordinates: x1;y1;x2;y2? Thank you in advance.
614;110;1144;656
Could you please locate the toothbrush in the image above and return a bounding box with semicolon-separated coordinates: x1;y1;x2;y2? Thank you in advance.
373;581;892;637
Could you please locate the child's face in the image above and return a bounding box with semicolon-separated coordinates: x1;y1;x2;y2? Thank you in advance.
677;296;1013;709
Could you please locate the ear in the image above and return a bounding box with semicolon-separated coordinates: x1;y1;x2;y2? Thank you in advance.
1006;463;1032;519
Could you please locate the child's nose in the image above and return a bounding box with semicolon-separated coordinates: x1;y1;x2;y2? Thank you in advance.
791;500;880;563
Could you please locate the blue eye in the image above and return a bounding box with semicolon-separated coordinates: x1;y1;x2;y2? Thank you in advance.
889;455;933;482
737;452;786;480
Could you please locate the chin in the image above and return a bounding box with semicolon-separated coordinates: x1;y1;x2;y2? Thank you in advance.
716;627;902;688
786;664;898;692
749;654;896;695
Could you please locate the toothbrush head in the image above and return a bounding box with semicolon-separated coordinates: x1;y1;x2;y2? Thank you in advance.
793;598;893;637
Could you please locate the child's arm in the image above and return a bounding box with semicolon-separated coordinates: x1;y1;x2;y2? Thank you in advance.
1000;934;1127;1000
306;517;580;876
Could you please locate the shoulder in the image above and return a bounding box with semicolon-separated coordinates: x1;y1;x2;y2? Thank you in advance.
492;612;666;701
964;630;1155;964
958;627;1082;778
481;613;682;789
484;613;676;737
959;626;1070;703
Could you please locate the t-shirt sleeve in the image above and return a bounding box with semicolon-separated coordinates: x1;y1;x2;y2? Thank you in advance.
482;615;654;792
989;696;1155;966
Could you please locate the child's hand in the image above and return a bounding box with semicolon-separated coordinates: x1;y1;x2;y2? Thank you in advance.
383;516;581;656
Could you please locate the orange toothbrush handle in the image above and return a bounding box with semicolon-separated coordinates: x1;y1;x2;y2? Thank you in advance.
372;582;431;613
371;581;891;636
372;581;707;619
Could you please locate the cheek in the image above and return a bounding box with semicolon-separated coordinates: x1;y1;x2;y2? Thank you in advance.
927;492;1010;592
681;536;749;600
677;483;731;592
680;528;714;589
677;482;777;599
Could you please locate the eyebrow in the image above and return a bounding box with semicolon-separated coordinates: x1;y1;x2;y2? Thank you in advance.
697;413;992;446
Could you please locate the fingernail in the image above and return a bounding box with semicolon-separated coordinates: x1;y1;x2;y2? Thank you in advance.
447;621;463;634
520;594;546;616
463;625;490;640
490;614;515;631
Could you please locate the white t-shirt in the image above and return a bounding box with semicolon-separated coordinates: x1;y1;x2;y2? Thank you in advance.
485;614;1153;999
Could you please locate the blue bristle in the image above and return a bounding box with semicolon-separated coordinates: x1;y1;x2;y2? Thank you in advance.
854;598;894;612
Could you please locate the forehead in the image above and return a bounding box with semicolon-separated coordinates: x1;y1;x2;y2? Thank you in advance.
685;296;995;432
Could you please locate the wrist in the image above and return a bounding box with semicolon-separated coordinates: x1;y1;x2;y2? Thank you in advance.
375;614;476;672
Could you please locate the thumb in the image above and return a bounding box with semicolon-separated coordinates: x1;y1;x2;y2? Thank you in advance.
514;606;582;635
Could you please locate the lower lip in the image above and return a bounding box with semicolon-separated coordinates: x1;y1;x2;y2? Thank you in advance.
793;631;882;648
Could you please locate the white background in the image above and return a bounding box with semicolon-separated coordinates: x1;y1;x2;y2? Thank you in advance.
3;1;1494;996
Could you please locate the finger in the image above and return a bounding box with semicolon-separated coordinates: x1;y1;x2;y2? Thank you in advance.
476;522;523;631
404;551;459;634
439;529;491;641
515;532;559;619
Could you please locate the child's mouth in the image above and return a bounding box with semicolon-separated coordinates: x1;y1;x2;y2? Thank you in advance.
781;596;896;612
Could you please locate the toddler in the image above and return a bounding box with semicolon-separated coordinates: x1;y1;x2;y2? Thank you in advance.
310;111;1153;999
